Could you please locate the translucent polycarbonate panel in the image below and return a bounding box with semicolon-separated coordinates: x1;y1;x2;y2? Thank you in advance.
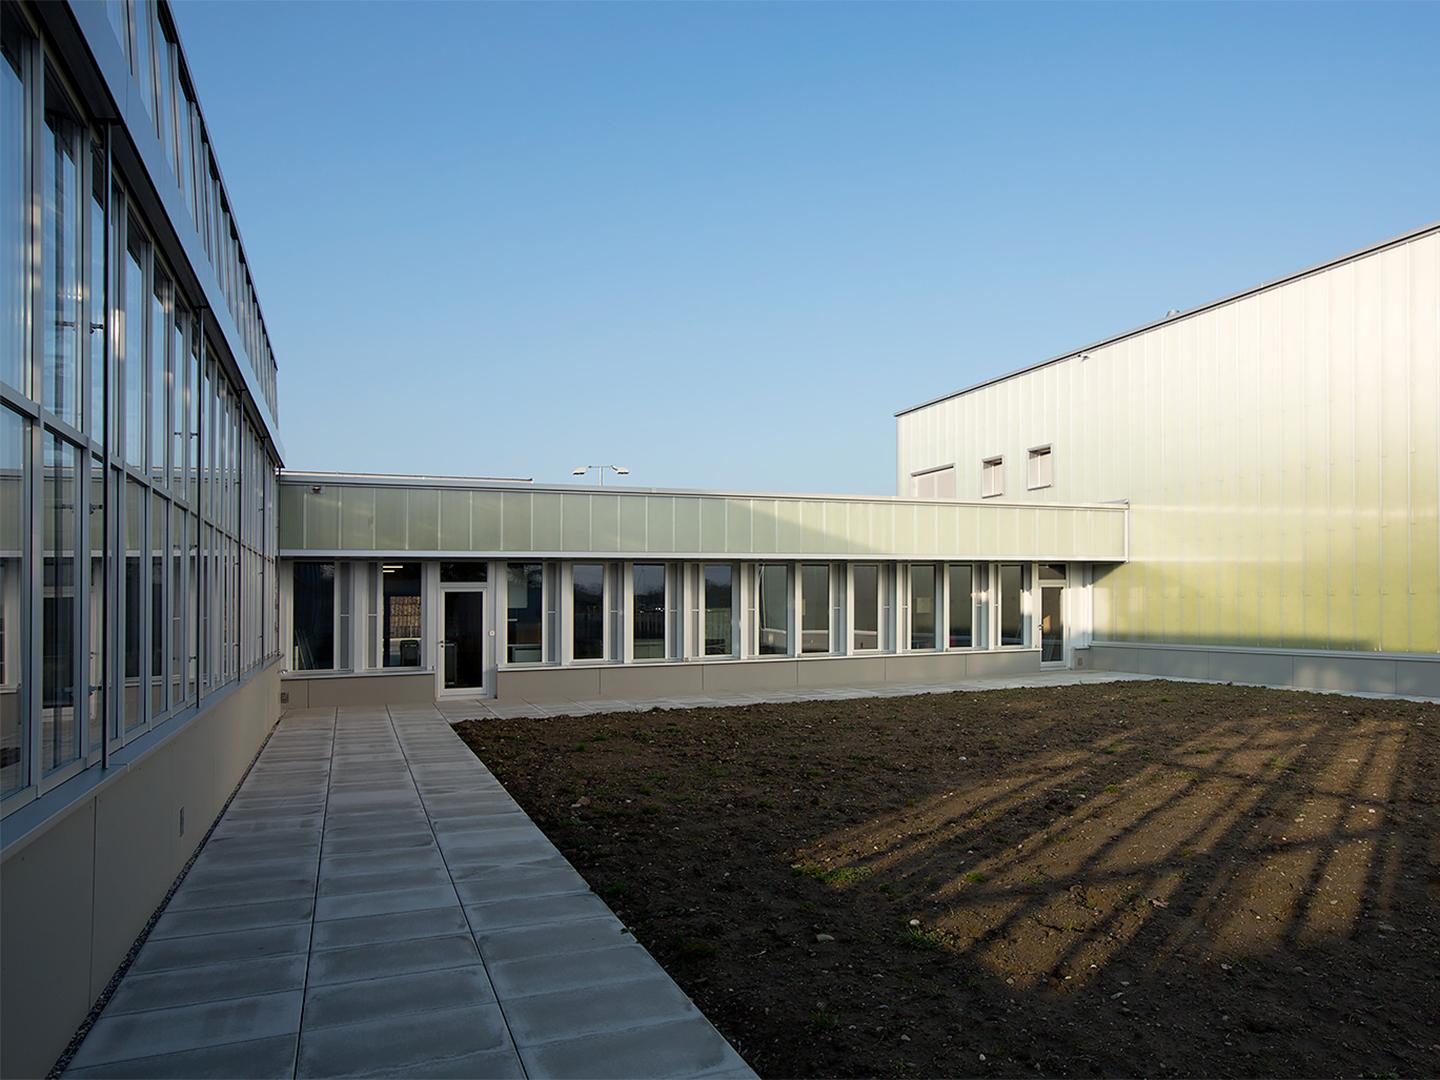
501;492;532;551
897;227;1439;656
561;493;590;551
532;492;562;551
645;496;674;553
340;486;375;550
407;488;439;551
278;484;1126;560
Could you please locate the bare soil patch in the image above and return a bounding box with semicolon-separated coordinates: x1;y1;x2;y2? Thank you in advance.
455;682;1437;1078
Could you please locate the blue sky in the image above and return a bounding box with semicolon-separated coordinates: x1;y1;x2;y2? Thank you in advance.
174;1;1438;495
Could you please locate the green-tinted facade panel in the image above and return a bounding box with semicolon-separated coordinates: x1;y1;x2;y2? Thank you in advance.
617;496;646;553
674;497;701;552
471;491;503;551
373;487;407;551
646;496;674;553
532;492;563;551
561;493;591;551
340;486;375;550
305;487;340;550
408;488;440;551
438;489;470;551
278;484;304;549
501;491;532;551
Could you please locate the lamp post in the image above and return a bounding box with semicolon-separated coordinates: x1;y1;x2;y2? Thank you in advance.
571;464;630;486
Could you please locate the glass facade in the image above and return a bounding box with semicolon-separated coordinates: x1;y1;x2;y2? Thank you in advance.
381;563;421;667
757;563;789;656
1;4;280;812
801;563;829;654
947;564;973;648
506;563;542;663
999;563;1026;646
852;563;879;650
910;563;937;650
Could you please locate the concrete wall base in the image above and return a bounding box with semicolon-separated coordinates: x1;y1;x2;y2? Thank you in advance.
281;670;435;709
497;649;1044;702
0;663;282;1079
1081;643;1440;699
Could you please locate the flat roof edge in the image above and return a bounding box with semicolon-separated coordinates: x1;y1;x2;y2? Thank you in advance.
895;219;1440;418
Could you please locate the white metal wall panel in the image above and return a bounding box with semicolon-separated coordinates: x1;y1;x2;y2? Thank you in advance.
896;227;1440;655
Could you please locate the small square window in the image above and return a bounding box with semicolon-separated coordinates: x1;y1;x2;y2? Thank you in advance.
1027;446;1053;490
981;457;1003;498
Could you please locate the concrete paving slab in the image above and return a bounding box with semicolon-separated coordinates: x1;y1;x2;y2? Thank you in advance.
65;703;753;1080
516;1015;750;1079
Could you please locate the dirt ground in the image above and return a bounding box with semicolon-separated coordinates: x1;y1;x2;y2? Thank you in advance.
454;682;1438;1079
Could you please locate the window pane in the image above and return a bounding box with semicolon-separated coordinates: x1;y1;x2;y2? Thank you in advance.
150;490;164;714
852;564;878;650
170;502;182;704
186;510;197;699
910;564;936;650
171;308;185;495
506;563;542;663
131;0;154;120
758;563;789;656
703;564;732;657
1;14;27;395
291;561;334;671
123;235;145;467
42;80;83;427
381;563;420;667
440;561;487;583
88;456;104;746
947;564;973;648
801;563;829;654
1039;562;1066;583
632;563;665;660
1000;563;1024;646
123;477;143;729
0;422;23;790
572;563;604;661
88;153;105;436
150;271;168;483
41;435;79;771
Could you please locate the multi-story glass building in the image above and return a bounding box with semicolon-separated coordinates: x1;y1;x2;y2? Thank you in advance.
0;1;1435;1075
2;3;281;1074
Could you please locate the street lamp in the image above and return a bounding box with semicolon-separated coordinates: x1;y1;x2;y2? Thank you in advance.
571;464;630;486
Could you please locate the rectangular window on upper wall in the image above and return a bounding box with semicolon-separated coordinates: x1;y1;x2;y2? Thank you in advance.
291;561;334;671
852;563;879;651
999;562;1026;647
911;466;955;499
381;563;420;668
910;563;937;650
757;563;790;656
1027;446;1053;490
947;564;973;648
981;457;1003;498
703;564;733;657
632;563;665;660
573;563;605;661
801;563;830;654
506;562;542;664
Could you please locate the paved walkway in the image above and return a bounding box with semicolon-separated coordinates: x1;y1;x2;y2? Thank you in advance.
437;669;1156;721
66;705;754;1079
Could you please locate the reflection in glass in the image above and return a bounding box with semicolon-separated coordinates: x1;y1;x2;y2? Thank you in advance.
758;564;789;656
506;563;542;664
440;561;487;583
703;564;733;657
186;510;196;699
1042;586;1064;663
444;591;485;690
852;564;878;650
43;81;83;427
947;564;973;648
801;564;829;654
88;456;104;747
632;564;665;660
41;434;78;771
572;563;604;661
170;502;182;704
291;562;334;671
0;368;23;795
382;563;420;667
150;272;168;483
1000;563;1024;646
910;564;936;650
123;237;145;467
88;153;105;437
123;478;142;729
1;11;27;396
150;491;164;714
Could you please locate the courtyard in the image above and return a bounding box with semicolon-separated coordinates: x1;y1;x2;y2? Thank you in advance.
457;681;1437;1079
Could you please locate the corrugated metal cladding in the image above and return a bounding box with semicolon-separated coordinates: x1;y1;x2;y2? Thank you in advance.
277;483;1128;562
897;226;1440;655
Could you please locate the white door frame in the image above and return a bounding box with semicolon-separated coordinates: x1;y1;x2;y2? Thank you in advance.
435;583;490;699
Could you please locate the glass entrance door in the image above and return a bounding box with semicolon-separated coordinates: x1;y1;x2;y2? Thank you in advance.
442;590;486;692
